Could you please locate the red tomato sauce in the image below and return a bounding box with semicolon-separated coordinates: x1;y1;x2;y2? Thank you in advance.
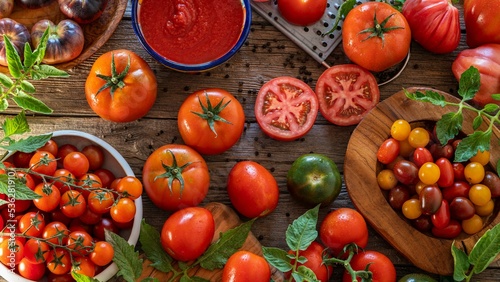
138;0;245;65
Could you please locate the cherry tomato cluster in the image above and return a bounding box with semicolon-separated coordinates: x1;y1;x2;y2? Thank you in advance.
376;119;499;239
0;138;141;280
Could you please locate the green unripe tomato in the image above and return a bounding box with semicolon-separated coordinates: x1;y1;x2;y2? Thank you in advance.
286;153;341;206
398;273;438;282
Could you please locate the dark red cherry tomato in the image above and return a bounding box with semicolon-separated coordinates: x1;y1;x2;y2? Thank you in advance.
432;220;462;239
435;157;454;187
420;185;443;215
393;160;419;185
431;199;450;229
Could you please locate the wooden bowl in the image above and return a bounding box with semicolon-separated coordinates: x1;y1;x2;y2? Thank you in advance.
344;87;500;275
1;0;127;73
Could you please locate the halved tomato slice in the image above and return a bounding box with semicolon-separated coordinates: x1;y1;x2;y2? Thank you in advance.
315;64;380;126
255;76;319;141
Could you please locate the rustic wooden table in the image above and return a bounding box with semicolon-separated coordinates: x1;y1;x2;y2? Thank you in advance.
1;1;499;281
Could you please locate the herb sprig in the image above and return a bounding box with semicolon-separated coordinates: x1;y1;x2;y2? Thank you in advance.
405;66;500;174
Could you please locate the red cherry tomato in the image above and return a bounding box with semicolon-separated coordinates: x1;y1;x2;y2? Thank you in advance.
277;0;327;26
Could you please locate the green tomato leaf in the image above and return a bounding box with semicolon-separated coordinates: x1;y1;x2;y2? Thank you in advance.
0;98;7;111
33;28;49;64
324;0;356;35
286;205;319;251
454;131;491;162
451;244;469;281
292;265;320;282
139;219;173;273
491;94;500;101
262;246;293;273
72;272;100;282
405;90;447;107
1;111;30;138
141;278;160;282
23;42;35;69
0;72;13;88
198;218;255;270
31;64;69;80
0;174;42;200
180;274;210;282
435;112;463;146
472;115;483;131
20;80;35;93
105;229;143;282
3;34;23;79
13;92;53;114
468;223;500;274
457;66;480;101
0;134;52;153
0;198;8;207
482;103;499;113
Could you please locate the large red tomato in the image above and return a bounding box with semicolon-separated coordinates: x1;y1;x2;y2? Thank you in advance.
255;76;318;141
451;44;500;107
85;49;157;123
222;250;271;282
342;2;411;72
342;250;396;282
315;64;380;126
402;0;460;54
178;88;245;155
227;161;279;218
142;144;210;211
160;207;214;262
463;0;500;48
286;241;333;282
277;0;327;26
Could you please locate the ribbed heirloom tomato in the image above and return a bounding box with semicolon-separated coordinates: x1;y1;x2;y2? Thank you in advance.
85;49;157;122
142;144;210;211
342;2;411;72
178;88;245;155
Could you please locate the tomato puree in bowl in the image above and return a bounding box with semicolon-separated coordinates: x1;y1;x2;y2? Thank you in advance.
137;0;245;65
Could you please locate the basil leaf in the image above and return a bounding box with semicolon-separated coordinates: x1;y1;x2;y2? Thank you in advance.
198;218;254;270
13;92;53;114
468;224;500;274
139;219;173;273
0;134;52;153
454;131;491;162
3;34;23;79
457;66;481;101
105;229;143;282
436;112;462;146
286;205;319;251
262;246;293;273
451;244;469;281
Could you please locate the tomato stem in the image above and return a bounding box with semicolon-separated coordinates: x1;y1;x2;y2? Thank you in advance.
154;150;193;194
191;91;233;137
95;53;131;98
359;12;404;46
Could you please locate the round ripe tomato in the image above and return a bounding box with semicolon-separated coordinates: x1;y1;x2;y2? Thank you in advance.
482;171;500;198
110;197;136;223
33;183;61;212
90;241;114;266
160;207;215;262
342;250;396;282
57;144;78;167
79;207;102;225
286;241;333;282
43;221;70;245
29;150;57;176
18;257;46;280
222;250;271;282
255;76;318;141
315;64;379;126
63;151;89;178
88;189;114;214
51;168;75;194
399;273;438;282
286;153;342;206
0;238;24;265
431;219;462;239
342;2;411;72
85;49;157;122
66;230;93;257
23;238;50;264
71;256;96;278
277;0;326;26
46;248;72;275
38;139;59;156
178;88;245;155
377;138;400;165
81;144;104;170
402;0;460;54
319;208;368;257
93;168;116;188
463;0;500;48
47;273;74;282
115;176;143;200
142;144;210;211
19;211;46;237
12;151;34;168
93;217;119;241
227;161;279;218
60;190;87;218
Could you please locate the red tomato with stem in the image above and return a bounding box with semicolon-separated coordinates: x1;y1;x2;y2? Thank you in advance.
402;0;460;54
342;2;411;72
160;207;214;262
286;241;333;282
463;0;500;48
255;76;318;141
342;250;396;282
277;0;327;26
452;44;500;106
315;64;380;126
29;150;57;177
227;161;279;218
222;250;271;282
85;49;157;122
178;88;245;155
142;144;210;211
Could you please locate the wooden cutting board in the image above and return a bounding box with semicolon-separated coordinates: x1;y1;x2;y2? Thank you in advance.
137;202;285;281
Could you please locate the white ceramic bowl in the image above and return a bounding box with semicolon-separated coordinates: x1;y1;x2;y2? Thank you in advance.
0;130;142;282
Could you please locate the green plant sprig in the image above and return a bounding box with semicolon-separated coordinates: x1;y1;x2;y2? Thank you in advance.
405;66;500;174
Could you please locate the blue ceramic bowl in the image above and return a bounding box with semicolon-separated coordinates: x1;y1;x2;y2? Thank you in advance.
131;0;251;72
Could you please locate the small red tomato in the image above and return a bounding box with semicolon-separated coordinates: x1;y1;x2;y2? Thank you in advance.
222;250;271;282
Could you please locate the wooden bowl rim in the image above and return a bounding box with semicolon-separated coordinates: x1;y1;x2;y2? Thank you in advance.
344;87;500;275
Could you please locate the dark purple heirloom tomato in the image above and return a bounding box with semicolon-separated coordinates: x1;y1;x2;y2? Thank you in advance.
0;18;30;66
58;0;108;24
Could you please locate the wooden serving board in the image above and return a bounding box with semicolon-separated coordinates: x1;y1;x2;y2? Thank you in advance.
1;0;127;73
344;88;500;275
137;202;285;281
